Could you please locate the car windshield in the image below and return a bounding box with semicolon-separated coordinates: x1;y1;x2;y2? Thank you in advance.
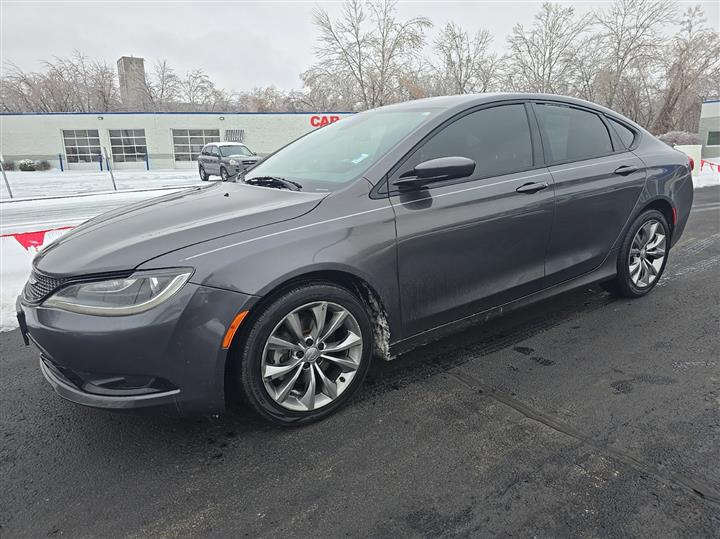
244;107;441;190
220;145;253;157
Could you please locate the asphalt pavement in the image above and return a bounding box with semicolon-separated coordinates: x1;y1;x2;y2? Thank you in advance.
1;187;719;538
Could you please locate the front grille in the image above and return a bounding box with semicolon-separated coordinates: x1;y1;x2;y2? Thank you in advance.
24;270;68;303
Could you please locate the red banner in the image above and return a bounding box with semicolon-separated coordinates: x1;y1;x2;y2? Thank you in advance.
700;160;719;173
1;226;74;251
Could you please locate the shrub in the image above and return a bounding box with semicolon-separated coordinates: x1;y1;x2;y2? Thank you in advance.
35;160;52;171
1;160;15;171
17;159;36;171
657;131;701;146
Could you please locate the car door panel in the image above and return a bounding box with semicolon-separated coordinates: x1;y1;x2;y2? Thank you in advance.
391;170;554;337
388;103;554;338
544;154;646;284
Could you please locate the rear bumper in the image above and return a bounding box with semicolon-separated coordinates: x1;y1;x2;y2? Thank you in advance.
18;283;258;415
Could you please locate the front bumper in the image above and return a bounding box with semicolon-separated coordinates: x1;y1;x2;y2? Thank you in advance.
18;283;257;415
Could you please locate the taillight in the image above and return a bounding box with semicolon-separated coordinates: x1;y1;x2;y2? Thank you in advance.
689;157;695;171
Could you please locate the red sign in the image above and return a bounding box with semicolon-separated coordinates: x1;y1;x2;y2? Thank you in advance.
310;115;340;127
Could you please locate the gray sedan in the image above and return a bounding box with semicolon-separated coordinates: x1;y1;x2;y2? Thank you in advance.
17;93;693;425
198;142;260;181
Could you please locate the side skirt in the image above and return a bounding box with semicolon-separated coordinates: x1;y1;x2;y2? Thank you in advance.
390;248;619;357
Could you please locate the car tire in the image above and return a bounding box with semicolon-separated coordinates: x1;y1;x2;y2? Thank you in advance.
220;167;229;182
235;283;373;426
199;166;208;181
601;209;670;298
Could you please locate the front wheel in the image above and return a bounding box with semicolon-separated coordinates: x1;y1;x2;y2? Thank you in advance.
235;283;373;426
220;167;229;182
601;209;669;298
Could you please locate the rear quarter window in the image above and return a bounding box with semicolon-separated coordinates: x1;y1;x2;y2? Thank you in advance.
607;117;636;149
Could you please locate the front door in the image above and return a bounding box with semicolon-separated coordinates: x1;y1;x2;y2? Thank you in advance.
389;103;555;338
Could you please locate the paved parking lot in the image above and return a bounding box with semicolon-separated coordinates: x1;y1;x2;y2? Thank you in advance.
1;187;718;538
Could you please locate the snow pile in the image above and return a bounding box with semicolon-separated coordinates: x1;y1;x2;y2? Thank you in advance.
695;158;720;189
0;228;71;331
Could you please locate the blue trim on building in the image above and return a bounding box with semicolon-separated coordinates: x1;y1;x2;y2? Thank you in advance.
702;98;720;104
0;111;355;116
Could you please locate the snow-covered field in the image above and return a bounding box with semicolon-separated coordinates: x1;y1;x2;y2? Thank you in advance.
1;164;718;332
1;169;207;330
1;169;203;200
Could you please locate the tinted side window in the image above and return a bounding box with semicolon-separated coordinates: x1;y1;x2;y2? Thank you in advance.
208;146;219;157
403;104;533;180
608;118;636;149
535;104;613;163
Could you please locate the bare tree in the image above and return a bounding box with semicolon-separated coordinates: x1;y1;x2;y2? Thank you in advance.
180;69;216;109
0;51;120;112
652;5;720;133
144;60;182;111
505;3;589;94
432;22;499;94
594;0;677;108
305;0;431;110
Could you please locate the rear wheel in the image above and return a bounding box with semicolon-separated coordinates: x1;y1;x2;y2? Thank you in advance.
199;165;208;181
601;209;669;298
235;283;373;426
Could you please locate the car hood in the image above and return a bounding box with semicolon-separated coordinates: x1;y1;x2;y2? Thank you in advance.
34;183;326;276
226;153;259;160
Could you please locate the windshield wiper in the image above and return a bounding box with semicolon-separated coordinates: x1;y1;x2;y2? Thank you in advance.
244;176;303;191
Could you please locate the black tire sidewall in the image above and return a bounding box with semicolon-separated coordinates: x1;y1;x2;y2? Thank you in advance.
199;166;208;181
616;209;670;297
221;167;228;181
237;283;373;426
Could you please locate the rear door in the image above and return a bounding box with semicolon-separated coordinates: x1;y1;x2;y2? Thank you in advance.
532;102;646;285
389;102;555;337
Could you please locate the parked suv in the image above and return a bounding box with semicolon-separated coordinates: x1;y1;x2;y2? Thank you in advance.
198;142;260;181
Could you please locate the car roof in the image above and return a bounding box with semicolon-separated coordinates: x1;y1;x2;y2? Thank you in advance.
206;142;246;147
375;92;642;130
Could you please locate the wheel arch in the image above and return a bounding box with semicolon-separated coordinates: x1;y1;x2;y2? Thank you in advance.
223;267;393;410
640;196;675;237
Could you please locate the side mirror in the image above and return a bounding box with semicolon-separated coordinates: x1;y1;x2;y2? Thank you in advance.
393;156;475;188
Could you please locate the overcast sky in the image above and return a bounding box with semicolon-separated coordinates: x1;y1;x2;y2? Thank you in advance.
2;1;718;92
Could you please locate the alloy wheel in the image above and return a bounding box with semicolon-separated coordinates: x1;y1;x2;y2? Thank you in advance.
629;219;666;288
260;301;363;411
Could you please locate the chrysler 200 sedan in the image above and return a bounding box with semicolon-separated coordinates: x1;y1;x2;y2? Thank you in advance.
17;94;694;425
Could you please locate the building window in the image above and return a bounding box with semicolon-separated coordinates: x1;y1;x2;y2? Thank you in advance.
172;129;220;161
63;129;101;163
109;129;147;162
225;129;245;143
708;131;720;146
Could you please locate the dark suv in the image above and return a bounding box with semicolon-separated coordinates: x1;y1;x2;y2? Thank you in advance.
198;142;260;181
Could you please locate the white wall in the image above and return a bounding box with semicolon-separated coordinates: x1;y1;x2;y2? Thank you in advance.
0;112;352;170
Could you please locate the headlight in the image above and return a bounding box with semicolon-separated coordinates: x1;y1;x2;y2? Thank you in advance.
43;268;193;316
229;159;238;166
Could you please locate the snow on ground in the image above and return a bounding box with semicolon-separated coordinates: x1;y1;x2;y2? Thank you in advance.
1;168;205;330
1;168;203;200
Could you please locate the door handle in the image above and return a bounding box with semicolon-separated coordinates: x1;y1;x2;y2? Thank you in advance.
516;182;548;194
614;165;638;175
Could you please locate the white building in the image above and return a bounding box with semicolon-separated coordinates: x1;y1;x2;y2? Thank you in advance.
0;111;351;171
699;99;720;159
